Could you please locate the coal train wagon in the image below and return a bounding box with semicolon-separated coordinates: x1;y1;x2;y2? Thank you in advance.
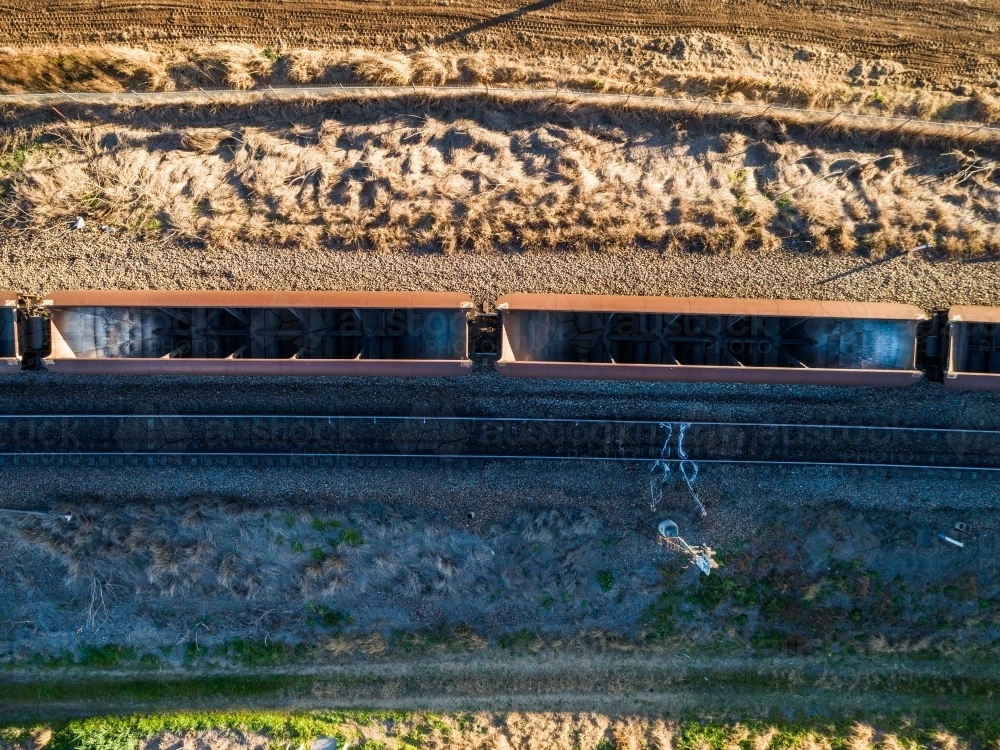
0;291;21;371
4;288;1000;390
39;290;474;376
494;294;927;386
944;306;1000;390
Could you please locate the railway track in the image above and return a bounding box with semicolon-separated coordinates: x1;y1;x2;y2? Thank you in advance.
0;415;998;471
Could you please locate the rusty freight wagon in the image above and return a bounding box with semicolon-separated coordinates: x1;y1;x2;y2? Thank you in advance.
495;294;926;386
41;290;474;375
0;291;20;370
944;306;1000;390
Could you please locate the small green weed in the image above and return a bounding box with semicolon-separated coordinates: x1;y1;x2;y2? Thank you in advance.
78;645;137;669
307;605;352;630
401;728;424;747
219;638;299;666
311;518;343;532
498;629;536;650
775;195;796;216
390;623;475;654
0;140;40;175
640;593;677;640
139;215;164;231
329;528;364;547
596;570;614;592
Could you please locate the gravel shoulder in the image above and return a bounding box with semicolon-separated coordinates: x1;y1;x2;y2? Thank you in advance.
5;232;1000;311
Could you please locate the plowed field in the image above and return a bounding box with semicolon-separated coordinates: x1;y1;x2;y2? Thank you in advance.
3;0;999;78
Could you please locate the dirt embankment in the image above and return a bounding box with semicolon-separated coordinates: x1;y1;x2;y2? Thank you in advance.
1;464;997;666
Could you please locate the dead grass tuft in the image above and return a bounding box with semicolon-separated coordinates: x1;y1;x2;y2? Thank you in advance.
849;724;875;750
1;36;999;131
931;732;969;750
0;46;171;94
968;92;1000;125
2;96;998;255
410;48;454;86
285;49;337;84
173;45;275;90
324;632;388;656
348;49;411;86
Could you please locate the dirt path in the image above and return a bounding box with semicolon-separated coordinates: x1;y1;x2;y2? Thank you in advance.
2;86;997;141
1;652;996;720
3;0;1000;80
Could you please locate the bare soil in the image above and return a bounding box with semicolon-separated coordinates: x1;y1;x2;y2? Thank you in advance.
2;0;999;88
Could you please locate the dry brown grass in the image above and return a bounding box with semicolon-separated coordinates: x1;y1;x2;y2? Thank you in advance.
2;36;1000;127
0;717;988;750
132;719;965;750
299;712;677;750
2;95;998;255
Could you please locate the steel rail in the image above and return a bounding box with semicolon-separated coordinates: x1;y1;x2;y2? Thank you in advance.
3;85;998;141
0;451;995;473
0;415;997;471
0;414;996;436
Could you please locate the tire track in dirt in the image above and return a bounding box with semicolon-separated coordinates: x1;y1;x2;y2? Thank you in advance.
2;0;999;77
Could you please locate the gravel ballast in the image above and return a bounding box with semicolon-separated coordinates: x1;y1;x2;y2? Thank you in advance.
4;232;1000;310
